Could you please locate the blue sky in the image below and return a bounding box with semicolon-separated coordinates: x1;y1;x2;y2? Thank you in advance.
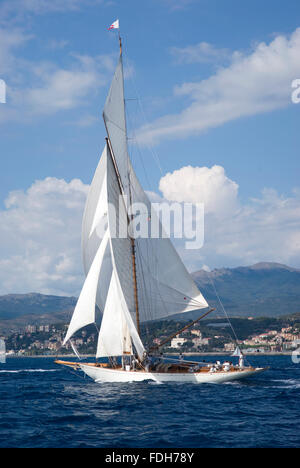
0;0;299;295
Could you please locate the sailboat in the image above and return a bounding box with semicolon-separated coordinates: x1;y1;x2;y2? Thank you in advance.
0;338;6;364
56;33;266;384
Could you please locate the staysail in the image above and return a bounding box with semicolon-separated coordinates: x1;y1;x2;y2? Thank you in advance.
63;230;110;345
64;38;209;359
231;346;243;357
81;146;113;313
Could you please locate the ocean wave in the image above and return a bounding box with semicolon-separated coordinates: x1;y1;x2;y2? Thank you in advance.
269;378;300;389
0;369;59;374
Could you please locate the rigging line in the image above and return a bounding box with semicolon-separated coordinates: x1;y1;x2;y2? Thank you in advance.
136;237;160;326
117;45;141;337
126;173;190;305
135;240;161;323
94;321;100;334
129;130;155;195
130;105;165;183
207;272;242;350
104;116;126;133
122;46;165;177
128;173;161;323
134;244;205;307
134;240;170;322
122;60;165;326
134;243;206;322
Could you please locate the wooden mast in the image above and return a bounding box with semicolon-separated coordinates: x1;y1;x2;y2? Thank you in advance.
119;33;140;336
104;33;141;337
104;135;141;337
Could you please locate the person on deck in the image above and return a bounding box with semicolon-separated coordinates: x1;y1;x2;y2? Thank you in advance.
239;354;245;369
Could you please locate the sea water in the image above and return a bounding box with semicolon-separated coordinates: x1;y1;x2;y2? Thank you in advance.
0;355;299;448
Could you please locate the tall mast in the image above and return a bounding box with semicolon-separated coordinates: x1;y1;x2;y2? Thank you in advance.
119;34;140;336
118;30;122;55
103;35;141;337
105;135;141;338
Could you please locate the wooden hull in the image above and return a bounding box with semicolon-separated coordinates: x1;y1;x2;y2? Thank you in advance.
56;361;266;384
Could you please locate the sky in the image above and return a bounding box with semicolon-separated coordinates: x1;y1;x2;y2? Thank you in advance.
0;0;299;296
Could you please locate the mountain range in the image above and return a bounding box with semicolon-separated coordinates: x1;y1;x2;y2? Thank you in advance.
191;262;300;320
0;293;76;333
0;262;299;332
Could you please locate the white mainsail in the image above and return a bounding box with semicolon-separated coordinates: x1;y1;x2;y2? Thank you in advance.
0;338;6;364
64;40;209;359
103;55;130;200
128;161;208;322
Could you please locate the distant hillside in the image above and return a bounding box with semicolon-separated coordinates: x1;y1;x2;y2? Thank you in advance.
191;262;300;319
0;262;299;332
0;293;76;332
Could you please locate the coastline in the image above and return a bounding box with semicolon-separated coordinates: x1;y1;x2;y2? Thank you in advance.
5;351;295;358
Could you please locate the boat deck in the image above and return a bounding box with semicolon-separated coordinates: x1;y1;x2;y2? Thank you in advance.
55;360;254;374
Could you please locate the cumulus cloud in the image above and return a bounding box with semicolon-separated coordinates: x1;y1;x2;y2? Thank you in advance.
138;28;300;145
0;177;88;296
0;167;299;295
0;27;114;123
158;165;300;272
159;165;239;217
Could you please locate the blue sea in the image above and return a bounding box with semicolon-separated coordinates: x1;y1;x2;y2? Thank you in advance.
0;355;299;448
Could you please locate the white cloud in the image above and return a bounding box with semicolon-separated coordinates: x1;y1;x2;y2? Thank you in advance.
159;165;239;217
159;0;197;10
0;29;114;122
138;28;300;145
0;177;88;296
24;58;105;115
0;2;117;122
47;39;69;50
0;0;103;23
0;167;299;295
0;28;32;74
170;42;231;64
158;165;300;271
